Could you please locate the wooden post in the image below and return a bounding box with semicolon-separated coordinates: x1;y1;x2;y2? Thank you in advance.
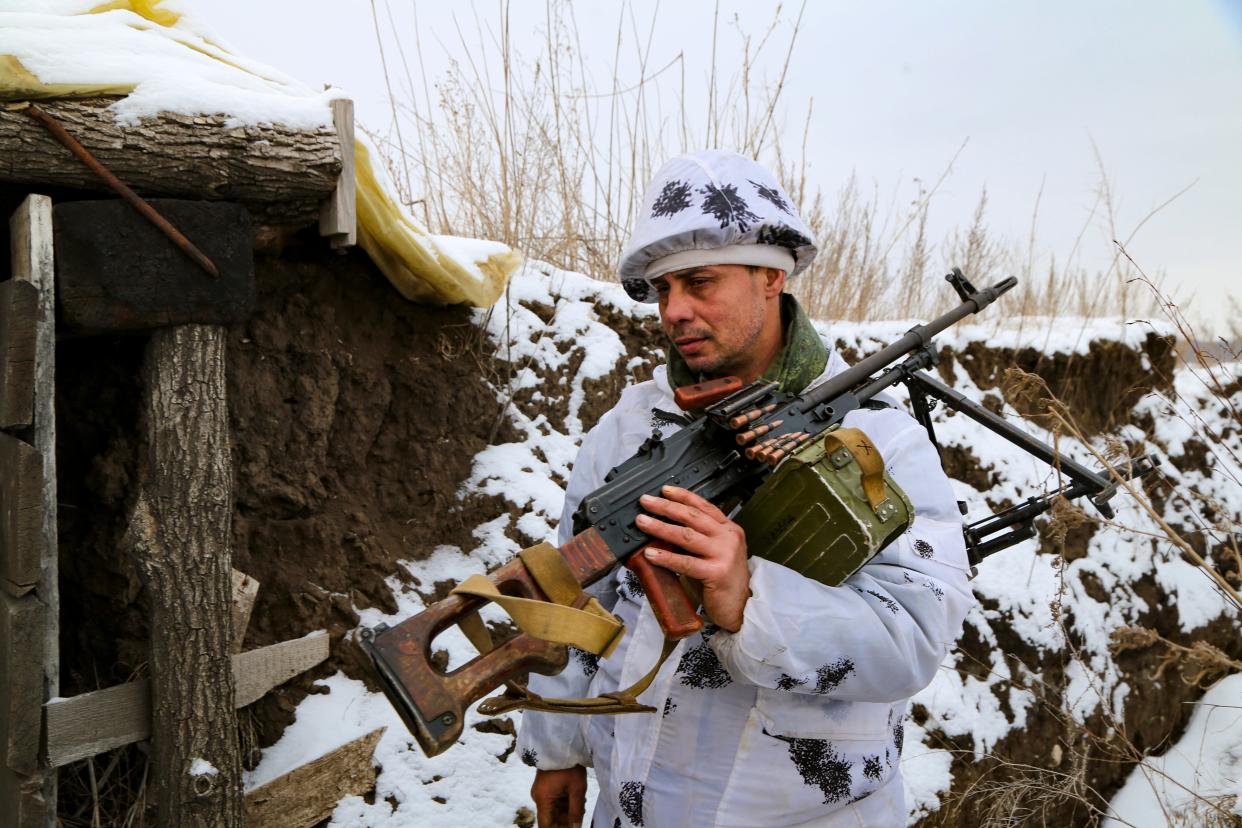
128;323;243;826
318;98;356;249
6;194;56;827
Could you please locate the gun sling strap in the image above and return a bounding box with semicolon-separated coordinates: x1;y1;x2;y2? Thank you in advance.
451;543;676;716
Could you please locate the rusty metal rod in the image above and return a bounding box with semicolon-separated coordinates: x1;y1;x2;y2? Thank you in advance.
23;103;220;278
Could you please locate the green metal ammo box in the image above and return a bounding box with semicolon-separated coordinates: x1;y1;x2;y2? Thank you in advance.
734;426;914;587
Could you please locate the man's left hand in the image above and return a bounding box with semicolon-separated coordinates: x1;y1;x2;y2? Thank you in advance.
636;486;750;633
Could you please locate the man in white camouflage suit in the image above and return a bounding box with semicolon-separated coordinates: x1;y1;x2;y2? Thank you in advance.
518;150;974;828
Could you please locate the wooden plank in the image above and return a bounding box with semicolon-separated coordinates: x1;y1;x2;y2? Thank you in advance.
53;200;256;335
0;579;34;599
0;767;46;828
234;631;329;708
0;279;39;430
230;569;260;653
44;632;331;767
7;195;54;828
9;195;56;682
318;98;356;249
43;680;147;768
244;728;383;828
0;433;43;591
1;592;45;773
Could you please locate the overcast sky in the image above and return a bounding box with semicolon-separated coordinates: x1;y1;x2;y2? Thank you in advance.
201;0;1241;331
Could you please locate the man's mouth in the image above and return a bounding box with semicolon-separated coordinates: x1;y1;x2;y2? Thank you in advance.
675;336;709;354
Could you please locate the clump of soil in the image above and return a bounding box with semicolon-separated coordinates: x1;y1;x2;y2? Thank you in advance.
953;333;1176;436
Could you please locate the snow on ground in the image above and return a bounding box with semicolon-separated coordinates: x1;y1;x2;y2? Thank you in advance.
244;534;598;826
1104;673;1242;826
244;263;1240;826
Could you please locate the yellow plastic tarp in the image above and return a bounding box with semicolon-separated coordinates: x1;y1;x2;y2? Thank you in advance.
0;0;520;307
354;141;518;306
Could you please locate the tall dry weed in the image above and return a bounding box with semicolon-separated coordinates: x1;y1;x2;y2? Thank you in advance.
366;0;1168;324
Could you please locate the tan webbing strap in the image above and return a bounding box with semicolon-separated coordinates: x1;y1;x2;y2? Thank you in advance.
452;572;625;658
823;427;887;511
452;542;679;717
456;609;494;653
451;542;625;659
478;637;679;717
517;543;585;607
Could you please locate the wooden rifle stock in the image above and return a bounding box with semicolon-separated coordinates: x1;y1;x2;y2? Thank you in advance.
360;528;702;757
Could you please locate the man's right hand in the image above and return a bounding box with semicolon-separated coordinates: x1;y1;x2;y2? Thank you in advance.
531;765;587;828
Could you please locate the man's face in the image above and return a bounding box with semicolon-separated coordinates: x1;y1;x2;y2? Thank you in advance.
653;264;783;377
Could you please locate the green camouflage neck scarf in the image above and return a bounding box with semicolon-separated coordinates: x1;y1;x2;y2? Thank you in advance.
665;293;828;396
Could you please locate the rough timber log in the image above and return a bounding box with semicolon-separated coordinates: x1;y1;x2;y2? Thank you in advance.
127;324;243;825
0;98;341;227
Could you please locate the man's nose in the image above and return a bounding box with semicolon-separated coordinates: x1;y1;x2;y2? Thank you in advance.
661;284;694;325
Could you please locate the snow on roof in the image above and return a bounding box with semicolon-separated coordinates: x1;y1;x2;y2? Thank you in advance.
0;0;337;127
0;0;521;307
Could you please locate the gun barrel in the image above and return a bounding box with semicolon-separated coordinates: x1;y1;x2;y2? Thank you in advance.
803;276;1016;409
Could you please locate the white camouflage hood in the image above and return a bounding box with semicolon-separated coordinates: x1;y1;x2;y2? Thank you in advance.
618;150;818;302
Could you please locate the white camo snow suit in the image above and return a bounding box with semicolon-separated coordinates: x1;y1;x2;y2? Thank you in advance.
517;347;974;827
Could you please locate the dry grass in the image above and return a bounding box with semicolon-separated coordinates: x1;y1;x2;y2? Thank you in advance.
58;746;149;828
366;0;1169;324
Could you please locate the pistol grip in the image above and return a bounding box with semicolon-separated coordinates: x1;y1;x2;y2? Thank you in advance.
627;547;704;639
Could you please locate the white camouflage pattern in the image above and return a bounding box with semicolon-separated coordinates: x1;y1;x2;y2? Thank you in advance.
518;346;975;827
617;150;818;302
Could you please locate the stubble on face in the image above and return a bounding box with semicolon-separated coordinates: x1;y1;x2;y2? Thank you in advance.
663;271;769;377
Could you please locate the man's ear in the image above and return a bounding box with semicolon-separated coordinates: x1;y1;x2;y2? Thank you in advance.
762;267;787;299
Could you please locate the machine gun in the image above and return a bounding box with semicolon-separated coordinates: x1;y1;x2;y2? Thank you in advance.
360;269;1157;756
